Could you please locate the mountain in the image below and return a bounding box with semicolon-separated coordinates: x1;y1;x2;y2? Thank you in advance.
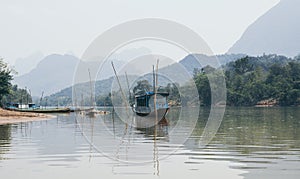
13;50;245;104
178;54;246;75
13;47;152;97
228;0;300;57
13;54;80;96
14;52;44;76
45;53;245;106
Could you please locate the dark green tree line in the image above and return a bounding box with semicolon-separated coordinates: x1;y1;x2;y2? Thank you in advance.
0;58;32;107
0;58;13;104
193;56;300;106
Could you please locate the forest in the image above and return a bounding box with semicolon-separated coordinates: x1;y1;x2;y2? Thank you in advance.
193;55;300;106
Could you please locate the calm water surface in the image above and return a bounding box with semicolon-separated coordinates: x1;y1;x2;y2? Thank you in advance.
0;107;300;179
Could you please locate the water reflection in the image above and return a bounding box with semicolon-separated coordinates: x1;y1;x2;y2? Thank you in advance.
137;124;169;140
0;125;11;160
0;107;299;178
185;107;300;178
76;110;173;164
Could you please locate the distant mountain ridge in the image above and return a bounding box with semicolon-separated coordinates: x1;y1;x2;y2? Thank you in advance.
43;53;245;106
228;0;300;57
13;54;80;96
13;54;126;97
179;54;246;75
13;52;244;98
14;52;44;76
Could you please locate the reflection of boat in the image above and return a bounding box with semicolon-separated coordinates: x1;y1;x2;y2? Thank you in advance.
136;118;169;140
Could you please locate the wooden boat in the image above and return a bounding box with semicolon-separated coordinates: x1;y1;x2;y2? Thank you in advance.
131;61;170;127
111;60;170;128
85;108;97;117
5;106;71;113
133;92;169;117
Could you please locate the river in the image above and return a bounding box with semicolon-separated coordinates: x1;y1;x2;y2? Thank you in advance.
0;107;299;179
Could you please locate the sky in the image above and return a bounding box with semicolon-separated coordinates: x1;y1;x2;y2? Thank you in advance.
0;0;280;64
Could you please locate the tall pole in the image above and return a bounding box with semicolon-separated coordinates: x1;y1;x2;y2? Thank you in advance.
153;59;160;176
153;65;155;92
155;59;159;94
88;68;94;109
125;72;131;105
111;61;129;111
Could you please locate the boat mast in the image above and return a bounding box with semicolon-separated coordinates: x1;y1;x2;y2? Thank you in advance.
153;59;159;175
153;65;155;93
88;68;94;109
125;72;131;105
154;59;159;114
155;59;159;94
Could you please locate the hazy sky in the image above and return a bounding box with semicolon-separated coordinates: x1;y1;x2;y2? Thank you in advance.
0;0;280;64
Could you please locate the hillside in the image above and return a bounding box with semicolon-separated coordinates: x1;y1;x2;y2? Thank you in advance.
46;53;300;106
228;0;300;57
13;54;80;96
14;52;44;76
44;53;246;106
179;54;246;75
13;54;125;97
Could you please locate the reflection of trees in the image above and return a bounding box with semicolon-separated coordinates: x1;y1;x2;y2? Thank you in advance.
0;125;11;160
192;107;300;154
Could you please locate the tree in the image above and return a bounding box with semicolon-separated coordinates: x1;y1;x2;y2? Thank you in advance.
1;85;32;106
193;70;211;106
132;80;152;94
165;83;180;103
0;58;13;104
233;56;254;75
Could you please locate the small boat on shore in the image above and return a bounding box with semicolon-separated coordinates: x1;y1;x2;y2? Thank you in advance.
8;107;71;113
5;103;71;113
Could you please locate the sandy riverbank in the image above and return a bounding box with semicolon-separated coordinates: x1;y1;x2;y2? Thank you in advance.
0;108;55;125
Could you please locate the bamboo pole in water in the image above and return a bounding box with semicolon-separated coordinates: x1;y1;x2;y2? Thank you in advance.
153;59;160;175
88;68;94;109
111;61;131;161
111;62;129;112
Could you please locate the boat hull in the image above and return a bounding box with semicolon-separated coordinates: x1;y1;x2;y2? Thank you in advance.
5;107;71;113
134;108;169;129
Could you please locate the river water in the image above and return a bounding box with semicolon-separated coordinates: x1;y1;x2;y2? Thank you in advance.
0;107;299;179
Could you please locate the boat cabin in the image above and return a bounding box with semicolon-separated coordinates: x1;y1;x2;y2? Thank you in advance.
6;103;37;109
134;91;169;116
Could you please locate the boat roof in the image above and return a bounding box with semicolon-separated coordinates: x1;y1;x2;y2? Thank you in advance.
135;91;169;98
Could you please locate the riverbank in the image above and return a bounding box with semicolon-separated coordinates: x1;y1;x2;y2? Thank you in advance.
0;108;55;125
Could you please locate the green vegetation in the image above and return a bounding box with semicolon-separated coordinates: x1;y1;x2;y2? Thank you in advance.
1;85;32;105
0;58;13;104
193;55;300;106
96;93;112;106
0;58;32;107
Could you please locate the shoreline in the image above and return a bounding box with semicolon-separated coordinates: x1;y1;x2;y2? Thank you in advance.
0;108;55;125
